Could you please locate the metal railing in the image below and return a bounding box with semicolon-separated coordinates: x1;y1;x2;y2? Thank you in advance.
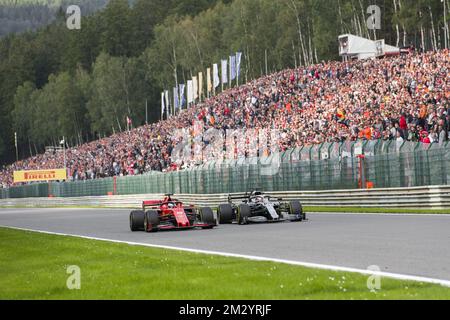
1;186;450;209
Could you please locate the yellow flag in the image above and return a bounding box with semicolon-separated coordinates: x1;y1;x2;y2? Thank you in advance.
192;76;198;100
207;68;212;94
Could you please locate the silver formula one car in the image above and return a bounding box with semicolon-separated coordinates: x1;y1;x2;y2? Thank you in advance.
217;191;305;225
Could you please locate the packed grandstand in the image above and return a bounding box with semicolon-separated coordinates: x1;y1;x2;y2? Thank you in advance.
1;49;449;188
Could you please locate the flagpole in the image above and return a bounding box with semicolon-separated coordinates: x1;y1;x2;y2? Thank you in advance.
161;92;164;121
145;99;148;125
265;49;268;75
62;136;66;172
14;132;18;162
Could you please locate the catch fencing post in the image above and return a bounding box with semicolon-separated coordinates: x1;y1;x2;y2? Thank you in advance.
48;182;54;198
358;154;366;189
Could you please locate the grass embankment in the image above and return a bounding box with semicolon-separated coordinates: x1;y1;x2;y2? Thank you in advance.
305;207;450;214
0;227;449;300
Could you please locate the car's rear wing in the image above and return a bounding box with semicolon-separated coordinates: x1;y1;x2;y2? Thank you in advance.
227;193;250;204
141;200;196;211
227;193;284;204
142;200;163;210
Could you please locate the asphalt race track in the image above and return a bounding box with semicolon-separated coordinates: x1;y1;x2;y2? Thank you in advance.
1;208;450;281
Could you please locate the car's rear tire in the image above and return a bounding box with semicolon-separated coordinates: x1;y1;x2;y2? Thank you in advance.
200;207;216;229
237;204;251;225
218;204;233;224
144;210;160;233
289;200;303;221
130;210;145;231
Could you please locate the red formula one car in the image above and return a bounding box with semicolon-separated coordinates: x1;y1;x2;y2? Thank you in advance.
129;194;217;232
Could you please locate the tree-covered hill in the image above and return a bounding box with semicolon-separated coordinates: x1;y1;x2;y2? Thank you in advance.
0;0;111;37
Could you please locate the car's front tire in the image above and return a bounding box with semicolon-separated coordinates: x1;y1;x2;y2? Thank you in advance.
200;207;216;229
218;204;234;224
289;200;303;221
130;210;145;232
237;204;251;225
144;210;160;233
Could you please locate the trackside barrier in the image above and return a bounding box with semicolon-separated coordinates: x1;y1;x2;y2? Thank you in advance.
2;140;450;198
1;186;450;209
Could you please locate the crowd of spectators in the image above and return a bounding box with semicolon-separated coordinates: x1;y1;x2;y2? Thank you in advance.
1;49;449;188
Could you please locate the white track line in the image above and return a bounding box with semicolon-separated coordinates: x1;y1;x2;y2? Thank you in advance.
2;225;450;288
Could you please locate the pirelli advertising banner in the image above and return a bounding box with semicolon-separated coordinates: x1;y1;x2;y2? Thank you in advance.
13;169;67;184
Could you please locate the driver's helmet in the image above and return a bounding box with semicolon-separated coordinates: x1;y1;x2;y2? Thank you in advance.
253;195;264;203
167;202;176;208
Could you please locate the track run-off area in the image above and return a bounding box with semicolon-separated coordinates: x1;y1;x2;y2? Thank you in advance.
0;208;449;286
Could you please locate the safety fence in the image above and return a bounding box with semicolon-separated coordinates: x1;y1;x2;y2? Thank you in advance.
1;140;450;199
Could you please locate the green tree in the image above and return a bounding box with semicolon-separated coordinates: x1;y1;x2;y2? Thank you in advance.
12;81;36;147
89;52;132;134
100;0;133;57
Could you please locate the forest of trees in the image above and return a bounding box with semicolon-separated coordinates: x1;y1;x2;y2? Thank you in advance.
0;0;449;165
0;0;110;37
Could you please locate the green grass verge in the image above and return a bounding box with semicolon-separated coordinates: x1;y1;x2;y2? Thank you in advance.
0;227;449;300
305;207;450;214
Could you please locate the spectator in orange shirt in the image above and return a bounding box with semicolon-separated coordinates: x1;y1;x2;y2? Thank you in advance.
286;102;292;113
